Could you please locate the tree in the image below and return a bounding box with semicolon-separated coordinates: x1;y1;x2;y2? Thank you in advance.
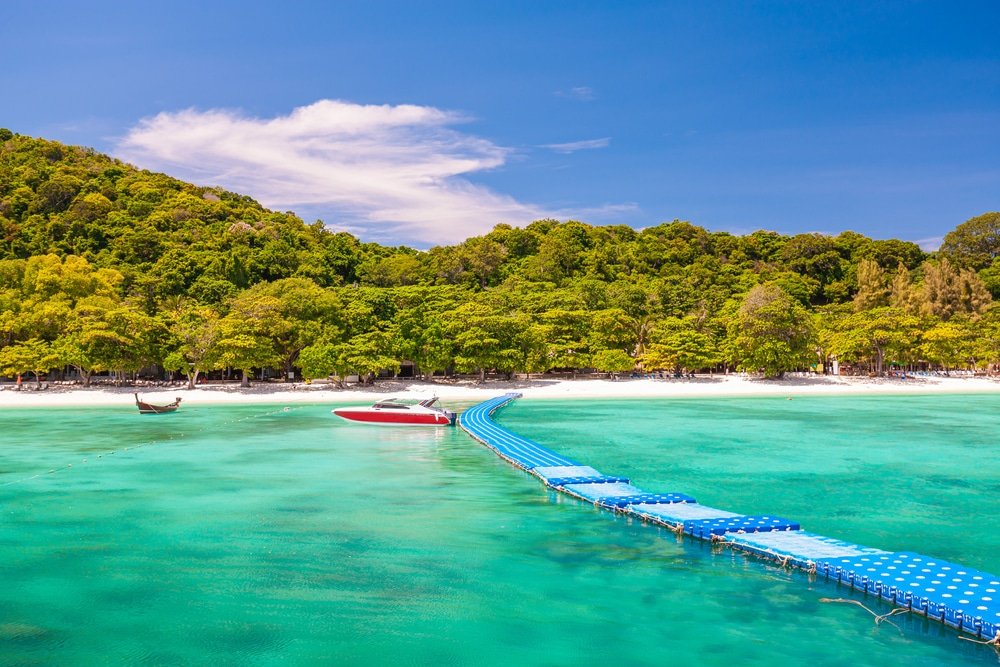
357;252;424;287
940;212;1000;270
429;236;509;288
525;221;591;282
445;302;528;382
587;308;638;356
0;338;58;386
102;304;165;380
534;309;592;375
213;293;284;387
853;259;888;311
340;330;399;384
642;316;720;373
970;305;1000;371
58;297;162;383
890;264;920;313
54;331;102;386
163;303;220;389
778;233;848;301
824;306;922;375
591;349;635;379
860;239;925;270
725;284;814;378
57;297;123;386
249;278;343;379
921;318;974;371
297;341;347;384
391;288;460;379
920;258;991;320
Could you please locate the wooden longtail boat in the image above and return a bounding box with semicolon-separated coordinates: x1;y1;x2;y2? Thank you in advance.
135;393;182;414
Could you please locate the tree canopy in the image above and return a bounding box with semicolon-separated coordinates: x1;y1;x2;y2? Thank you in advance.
0;130;997;383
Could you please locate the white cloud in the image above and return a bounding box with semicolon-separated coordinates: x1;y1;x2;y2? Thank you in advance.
115;99;555;245
555;86;596;101
542;137;611;154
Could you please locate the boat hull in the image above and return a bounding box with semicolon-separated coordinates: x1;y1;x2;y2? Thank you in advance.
135;394;181;414
332;408;453;426
137;406;179;414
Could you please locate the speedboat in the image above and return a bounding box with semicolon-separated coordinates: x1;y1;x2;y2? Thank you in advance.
332;397;456;426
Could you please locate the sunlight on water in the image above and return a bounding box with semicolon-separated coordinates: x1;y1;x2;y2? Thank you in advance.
1;395;998;665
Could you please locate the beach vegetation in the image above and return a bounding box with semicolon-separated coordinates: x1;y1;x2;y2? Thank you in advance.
0;133;997;383
591;349;635;379
297;341;347;385
920;317;976;371
725;284;815;378
162;301;220;389
822;306;923;376
0;337;57;387
642;316;721;374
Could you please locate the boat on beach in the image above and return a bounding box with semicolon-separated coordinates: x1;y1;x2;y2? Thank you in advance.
135;394;182;414
332;397;456;426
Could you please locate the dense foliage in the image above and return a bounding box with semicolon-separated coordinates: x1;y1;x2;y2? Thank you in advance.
2;130;999;385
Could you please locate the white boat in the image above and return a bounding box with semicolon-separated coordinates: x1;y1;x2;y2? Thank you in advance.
332;397;456;426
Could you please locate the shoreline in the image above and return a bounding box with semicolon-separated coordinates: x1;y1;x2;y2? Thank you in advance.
2;374;1000;408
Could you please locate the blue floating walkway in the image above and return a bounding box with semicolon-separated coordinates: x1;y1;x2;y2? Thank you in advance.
459;393;577;470
458;393;1000;647
814;552;1000;638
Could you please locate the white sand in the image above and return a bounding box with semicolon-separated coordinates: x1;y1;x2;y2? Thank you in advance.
1;373;999;408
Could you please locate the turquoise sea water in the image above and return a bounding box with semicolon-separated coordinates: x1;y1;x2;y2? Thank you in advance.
1;394;998;665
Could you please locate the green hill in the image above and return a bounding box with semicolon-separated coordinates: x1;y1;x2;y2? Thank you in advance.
0;129;997;384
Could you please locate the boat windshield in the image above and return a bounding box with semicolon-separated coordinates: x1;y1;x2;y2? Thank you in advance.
372;398;420;409
372;397;441;409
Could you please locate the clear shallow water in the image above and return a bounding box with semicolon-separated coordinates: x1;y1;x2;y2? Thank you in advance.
0;395;997;665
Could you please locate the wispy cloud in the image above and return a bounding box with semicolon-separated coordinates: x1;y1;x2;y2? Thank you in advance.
916;236;943;251
555;86;596;101
542;137;611;154
115;100;555;244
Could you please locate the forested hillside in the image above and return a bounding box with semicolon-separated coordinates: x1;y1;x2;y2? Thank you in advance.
1;130;999;385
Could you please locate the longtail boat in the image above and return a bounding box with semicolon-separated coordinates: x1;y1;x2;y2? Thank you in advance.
135;393;182;414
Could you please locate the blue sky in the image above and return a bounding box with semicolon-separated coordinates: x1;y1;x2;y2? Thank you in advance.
3;1;997;247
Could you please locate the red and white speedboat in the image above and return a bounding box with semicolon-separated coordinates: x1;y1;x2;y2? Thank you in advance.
332;397;457;426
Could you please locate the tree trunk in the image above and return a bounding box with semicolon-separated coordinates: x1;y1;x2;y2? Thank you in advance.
188;370;199;390
241;369;251;387
478;368;486;384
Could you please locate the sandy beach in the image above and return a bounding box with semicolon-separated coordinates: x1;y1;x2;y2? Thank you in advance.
2;373;999;408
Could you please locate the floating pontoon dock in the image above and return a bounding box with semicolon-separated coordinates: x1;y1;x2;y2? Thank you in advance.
459;393;1000;645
